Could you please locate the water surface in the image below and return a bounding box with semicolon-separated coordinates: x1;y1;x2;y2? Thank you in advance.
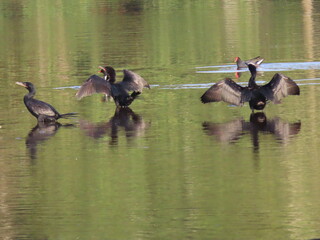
1;1;320;240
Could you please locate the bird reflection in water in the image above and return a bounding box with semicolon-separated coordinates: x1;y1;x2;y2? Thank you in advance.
79;107;149;145
203;112;301;151
26;122;74;161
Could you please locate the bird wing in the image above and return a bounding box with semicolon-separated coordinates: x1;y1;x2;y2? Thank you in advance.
27;98;58;117
255;58;264;65
259;73;300;103
76;75;111;100
246;56;264;66
120;69;150;92
200;78;245;106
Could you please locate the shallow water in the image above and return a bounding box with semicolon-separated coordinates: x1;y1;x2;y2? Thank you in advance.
1;1;320;240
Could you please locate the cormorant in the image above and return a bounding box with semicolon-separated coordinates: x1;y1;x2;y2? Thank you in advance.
16;82;76;122
76;66;150;107
200;64;300;111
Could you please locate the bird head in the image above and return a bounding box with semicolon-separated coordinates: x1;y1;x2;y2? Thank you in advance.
16;82;34;91
98;66;116;82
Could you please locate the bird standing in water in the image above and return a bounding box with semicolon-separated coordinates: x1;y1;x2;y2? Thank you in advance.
200;64;300;111
16;82;77;122
234;56;264;69
76;66;150;107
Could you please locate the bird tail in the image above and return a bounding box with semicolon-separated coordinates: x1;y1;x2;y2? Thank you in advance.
60;112;78;119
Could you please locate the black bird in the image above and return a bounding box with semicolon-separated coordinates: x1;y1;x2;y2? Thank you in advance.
76;66;150;107
200;64;300;111
234;56;264;69
16;82;77;122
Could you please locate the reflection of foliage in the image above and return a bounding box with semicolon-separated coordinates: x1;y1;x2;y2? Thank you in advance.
120;0;143;13
0;3;318;240
1;1;317;117
1;0;314;83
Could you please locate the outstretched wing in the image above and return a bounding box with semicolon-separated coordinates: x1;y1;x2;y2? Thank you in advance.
259;73;300;103
200;78;246;106
120;69;150;92
76;75;111;100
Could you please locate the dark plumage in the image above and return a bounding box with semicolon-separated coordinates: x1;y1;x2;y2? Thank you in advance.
16;82;77;122
200;64;300;111
234;56;264;69
76;66;150;107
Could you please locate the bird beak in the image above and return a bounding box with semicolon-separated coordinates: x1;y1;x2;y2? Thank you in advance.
98;66;106;73
15;82;26;87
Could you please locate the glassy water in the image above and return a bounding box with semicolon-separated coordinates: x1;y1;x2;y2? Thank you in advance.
1;1;320;239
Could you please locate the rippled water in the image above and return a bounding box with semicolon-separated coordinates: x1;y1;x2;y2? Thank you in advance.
1;1;320;240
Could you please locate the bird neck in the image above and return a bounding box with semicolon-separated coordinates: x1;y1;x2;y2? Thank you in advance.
107;69;116;83
248;65;258;88
25;88;36;99
248;74;258;88
102;69;116;83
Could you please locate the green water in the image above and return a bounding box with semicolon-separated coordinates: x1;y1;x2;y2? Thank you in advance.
1;1;320;239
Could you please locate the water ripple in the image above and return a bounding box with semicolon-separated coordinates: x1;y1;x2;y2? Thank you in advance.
160;78;320;90
54;79;320;92
196;61;320;73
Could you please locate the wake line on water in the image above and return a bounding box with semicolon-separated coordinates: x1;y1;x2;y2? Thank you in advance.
196;61;320;73
159;78;320;90
54;84;161;90
53;62;320;91
54;79;320;91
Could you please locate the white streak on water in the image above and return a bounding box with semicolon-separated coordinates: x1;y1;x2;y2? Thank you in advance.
196;61;320;73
